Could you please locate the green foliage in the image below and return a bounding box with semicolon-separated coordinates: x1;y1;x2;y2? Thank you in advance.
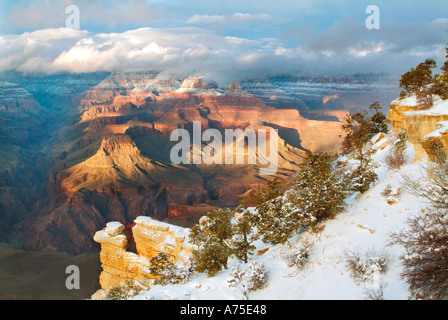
254;193;299;245
149;251;190;285
240;178;297;245
350;148;378;193
192;237;232;277
287;151;350;225
231;209;257;263
398;48;448;108
105;280;144;300
399;58;437;97
369;102;389;136
442;44;448;73
189;208;234;276
249;151;350;246
342;105;385;193
245;178;284;210
434;72;448;100
342;102;388;155
149;251;173;278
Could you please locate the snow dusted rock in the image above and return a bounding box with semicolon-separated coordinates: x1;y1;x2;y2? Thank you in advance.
132;216;194;269
389;96;448;159
93;224;153;292
174;74;222;97
422;120;448;161
92;216;194;298
105;221;125;237
371;132;388;150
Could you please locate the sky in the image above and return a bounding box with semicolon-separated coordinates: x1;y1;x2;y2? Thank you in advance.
0;0;447;82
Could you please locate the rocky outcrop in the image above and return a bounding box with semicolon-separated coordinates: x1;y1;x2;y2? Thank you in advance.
91;218;193;298
422;121;448;161
132;216;193;266
389;96;448;159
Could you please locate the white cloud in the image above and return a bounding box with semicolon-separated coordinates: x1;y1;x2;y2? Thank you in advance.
1;17;447;81
0;27;260;77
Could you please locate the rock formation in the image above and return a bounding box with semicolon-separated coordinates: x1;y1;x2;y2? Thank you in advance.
389;96;448;159
91;217;193;298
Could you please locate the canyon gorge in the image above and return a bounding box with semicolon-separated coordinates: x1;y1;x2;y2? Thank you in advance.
0;71;399;299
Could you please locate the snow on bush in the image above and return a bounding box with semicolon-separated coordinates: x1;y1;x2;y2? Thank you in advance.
393;158;448;299
391;211;448;299
227;261;269;296
344;249;388;284
149;251;190;285
284;236;314;271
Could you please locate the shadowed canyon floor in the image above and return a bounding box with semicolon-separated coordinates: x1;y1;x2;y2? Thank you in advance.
0;243;101;300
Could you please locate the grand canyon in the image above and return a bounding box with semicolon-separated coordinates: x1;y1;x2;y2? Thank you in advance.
0;70;402;298
2;72;400;255
3;0;447;303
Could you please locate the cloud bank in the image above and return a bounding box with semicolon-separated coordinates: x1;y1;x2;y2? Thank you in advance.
1;18;447;83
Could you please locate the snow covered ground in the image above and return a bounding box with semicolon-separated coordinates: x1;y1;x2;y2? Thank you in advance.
131;134;428;300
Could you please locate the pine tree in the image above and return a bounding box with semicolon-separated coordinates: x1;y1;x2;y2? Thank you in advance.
192;237;232;277
342;102;388;155
287;151;350;226
231;208;257;263
148;251;190;285
189;208;234;276
369;101;388;135
242;178;299;245
399;58;437;98
255;194;299;245
350;148;378;193
342;104;386;193
149;251;173;278
434;44;448;100
442;44;448;73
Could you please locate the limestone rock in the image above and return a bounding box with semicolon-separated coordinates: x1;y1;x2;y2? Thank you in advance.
92;216;194;297
422;120;448;161
132;216;194;269
105;222;125;237
389;97;448;159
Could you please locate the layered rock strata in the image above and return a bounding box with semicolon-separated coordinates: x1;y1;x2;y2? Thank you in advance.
92;217;193;298
389;96;448;159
